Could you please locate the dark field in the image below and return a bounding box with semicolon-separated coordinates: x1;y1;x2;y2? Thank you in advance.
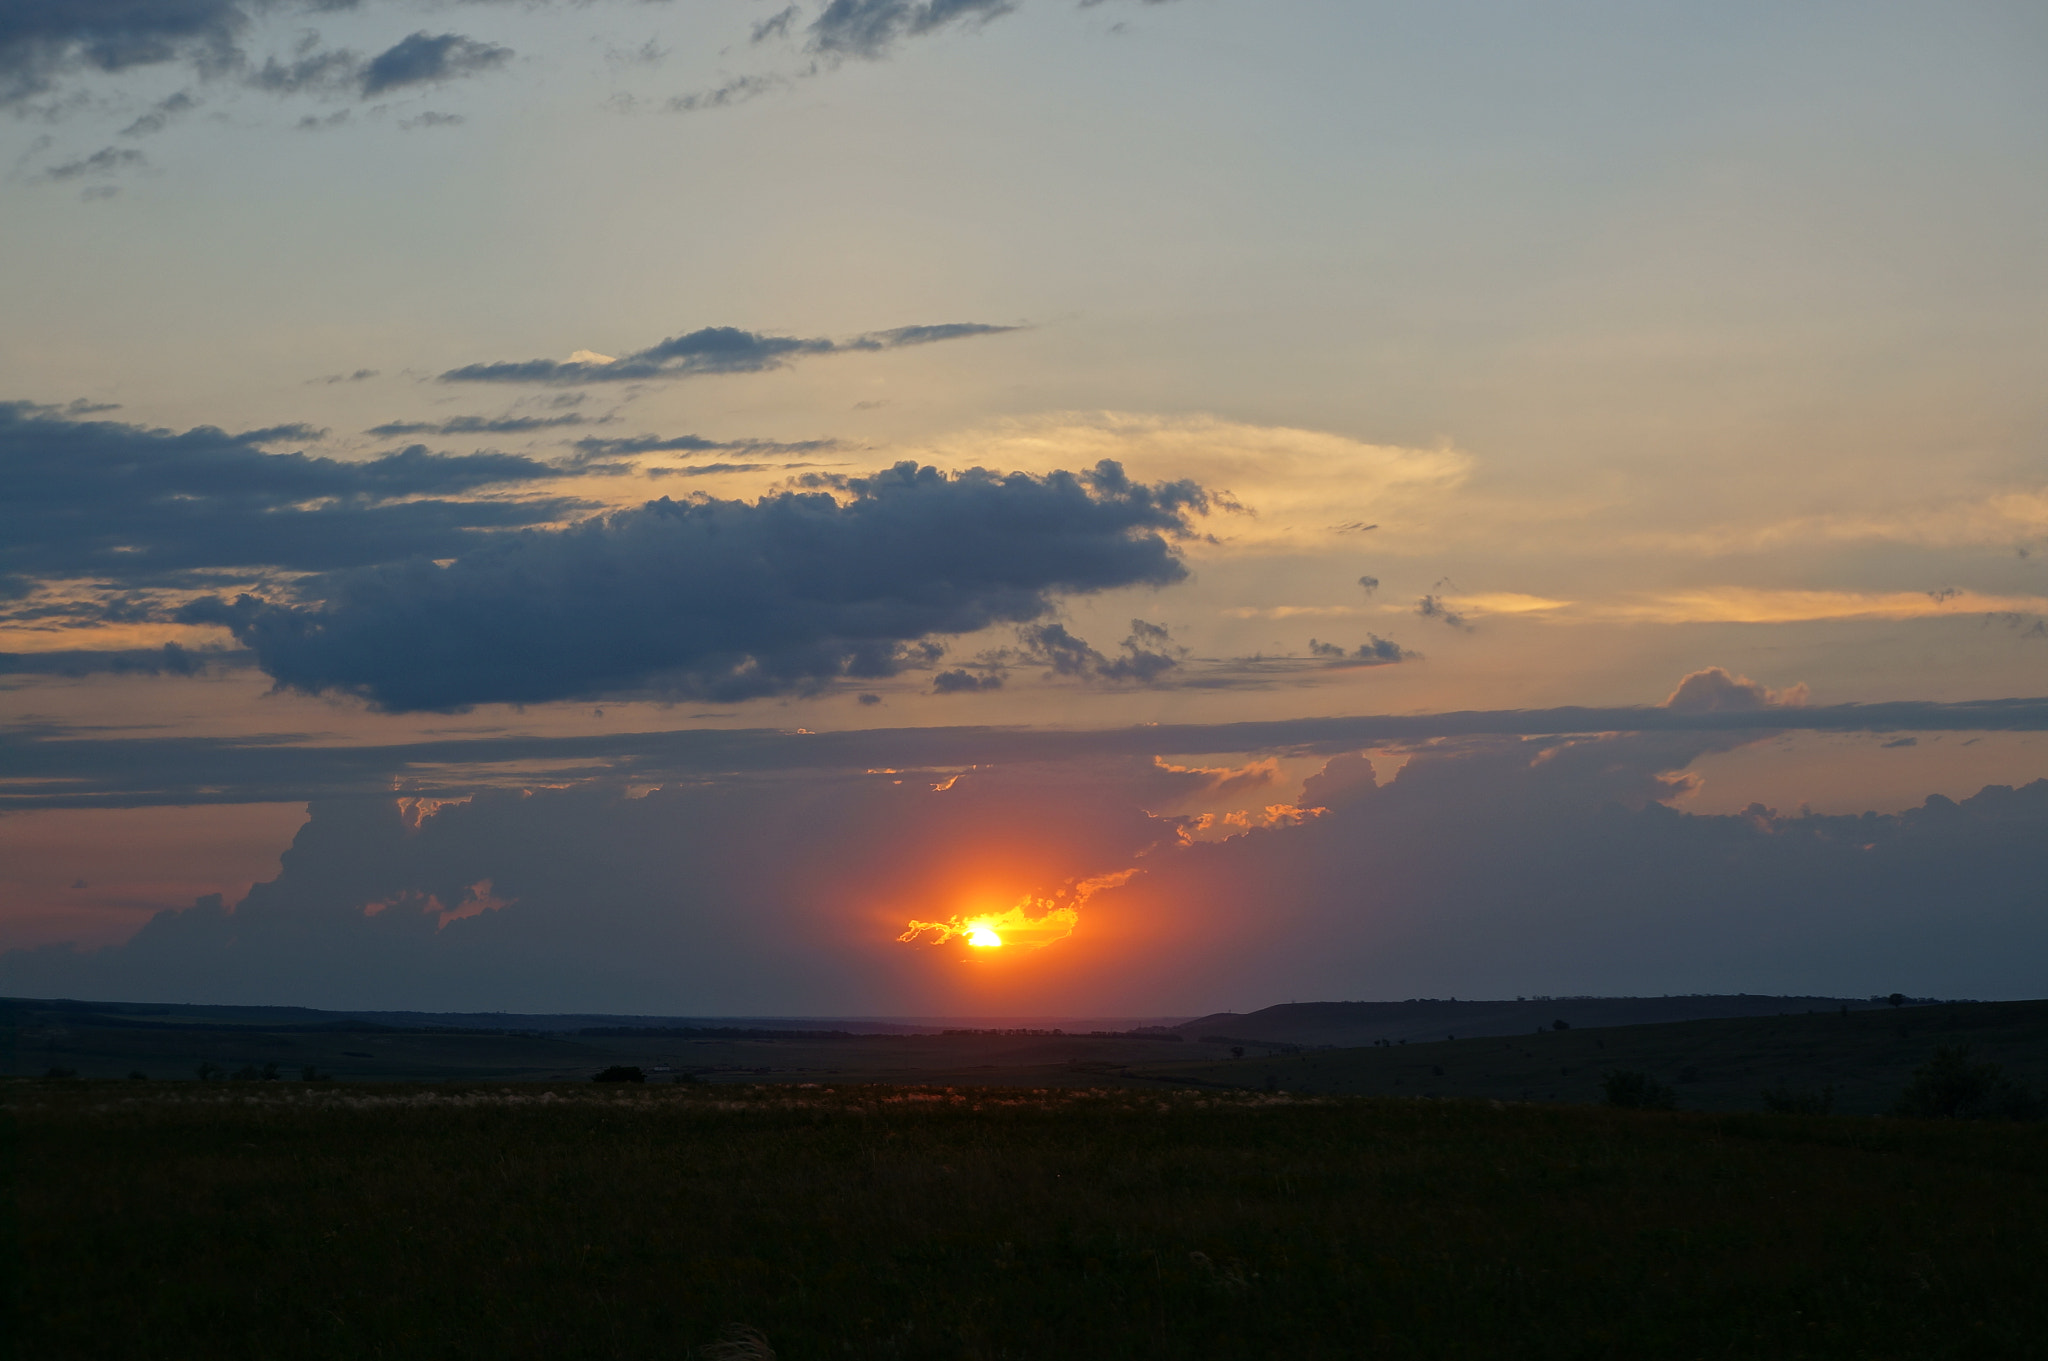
1147;999;2048;1115
11;997;2048;1117
9;1081;2047;1359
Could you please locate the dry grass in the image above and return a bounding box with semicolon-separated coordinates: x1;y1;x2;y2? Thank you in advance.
9;1080;2046;1358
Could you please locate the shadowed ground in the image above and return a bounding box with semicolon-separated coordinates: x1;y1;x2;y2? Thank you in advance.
8;1081;2045;1359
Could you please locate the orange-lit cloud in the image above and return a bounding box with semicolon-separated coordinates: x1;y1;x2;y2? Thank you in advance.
897;867;1141;953
897;899;1080;950
1582;588;2048;625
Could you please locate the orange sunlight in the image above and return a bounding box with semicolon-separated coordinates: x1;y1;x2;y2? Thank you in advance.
897;898;1081;952
895;868;1141;957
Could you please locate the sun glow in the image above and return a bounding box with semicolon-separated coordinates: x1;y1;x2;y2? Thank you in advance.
897;899;1080;952
896;869;1139;955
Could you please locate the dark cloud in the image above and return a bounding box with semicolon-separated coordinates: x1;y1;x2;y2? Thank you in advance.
1415;593;1473;630
1307;635;1407;665
194;460;1208;711
0;0;247;108
641;463;782;478
118;89;198;137
41;145;146;180
932;668;1002;693
439;322;1017;386
359;32;511;97
0;1;510;126
1014;618;1187;684
808;0;1017;61
1063;737;2048;1007
309;369;379;385
664;73;783;115
9;737;2048;1011
1356;574;1379;595
237;422;326;444
248;43;360;95
366;414;594;438
0;765;1173;1012
10;671;2047;812
1663;666;1801;712
751;6;800;44
569;432;837;459
0;643;248;678
0;403;580;591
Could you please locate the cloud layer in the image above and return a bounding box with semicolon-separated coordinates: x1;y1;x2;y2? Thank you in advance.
9;731;2045;1012
439;323;1016;386
0;403;578;595
192;459;1208;710
8;683;2048;811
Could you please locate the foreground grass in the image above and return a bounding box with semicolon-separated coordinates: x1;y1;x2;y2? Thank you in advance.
8;1082;2045;1359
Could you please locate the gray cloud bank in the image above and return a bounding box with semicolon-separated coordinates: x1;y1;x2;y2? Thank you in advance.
807;0;1017;60
439;323;1016;385
6;731;2044;1012
187;460;1208;710
359;32;509;97
0;0;247;107
7;684;2048;810
0;403;578;595
0;643;249;678
2;1;512;107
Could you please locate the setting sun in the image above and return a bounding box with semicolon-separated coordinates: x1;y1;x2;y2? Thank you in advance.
898;898;1082;952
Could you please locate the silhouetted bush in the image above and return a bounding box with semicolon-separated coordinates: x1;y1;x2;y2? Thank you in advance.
1891;1046;2041;1121
231;1063;280;1082
43;1066;77;1080
592;1065;646;1083
1761;1084;1835;1115
1551;1020;1570;1031
195;1062;223;1081
300;1066;332;1083
1602;1070;1676;1110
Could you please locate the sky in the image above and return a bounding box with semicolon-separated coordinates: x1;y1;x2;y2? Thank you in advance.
3;0;2046;1015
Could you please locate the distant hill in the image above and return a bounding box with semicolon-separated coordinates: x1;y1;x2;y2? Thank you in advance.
1141;997;2048;1116
1174;995;1919;1048
0;997;958;1036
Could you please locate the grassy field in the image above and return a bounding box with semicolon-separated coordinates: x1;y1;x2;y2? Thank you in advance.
9;1080;2047;1359
13;998;2048;1115
1132;999;2048;1115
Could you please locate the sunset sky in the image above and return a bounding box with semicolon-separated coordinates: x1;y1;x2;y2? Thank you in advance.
4;0;2046;1015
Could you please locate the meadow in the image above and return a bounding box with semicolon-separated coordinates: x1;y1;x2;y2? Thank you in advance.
9;1079;2046;1359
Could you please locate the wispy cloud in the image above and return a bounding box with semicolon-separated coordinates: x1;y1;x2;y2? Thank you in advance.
9;682;2048;810
440;322;1018;386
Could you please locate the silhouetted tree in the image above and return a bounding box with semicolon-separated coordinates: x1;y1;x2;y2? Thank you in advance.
1602;1070;1676;1110
1761;1084;1835;1115
593;1065;647;1083
1891;1046;2041;1121
1887;992;1907;1009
